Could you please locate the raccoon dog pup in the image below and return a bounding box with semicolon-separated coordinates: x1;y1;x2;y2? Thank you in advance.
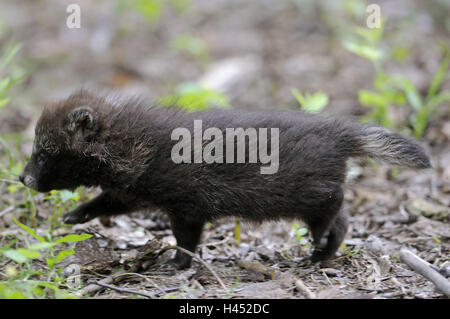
20;90;431;269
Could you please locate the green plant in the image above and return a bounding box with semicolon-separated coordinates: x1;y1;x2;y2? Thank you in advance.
160;82;230;111
344;22;450;136
171;34;210;65
292;223;310;248
0;41;24;109
0;39;35;226
44;190;82;235
234;217;241;245
120;0;190;24
0;218;92;299
340;241;364;256
291;89;329;113
0;133;39;228
0;31;91;299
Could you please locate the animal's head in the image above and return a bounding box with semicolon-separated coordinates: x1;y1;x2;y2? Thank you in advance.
20;91;105;192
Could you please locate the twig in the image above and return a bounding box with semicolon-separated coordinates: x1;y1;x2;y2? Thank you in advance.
294;277;316;299
113;272;167;295
74;269;125;297
73;260;144;297
0;206;14;217
198;237;230;248
92;281;155;299
399;248;450;297
76;244;226;296
164;245;227;290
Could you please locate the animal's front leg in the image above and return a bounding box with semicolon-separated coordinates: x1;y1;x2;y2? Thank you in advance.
63;191;133;224
167;215;204;269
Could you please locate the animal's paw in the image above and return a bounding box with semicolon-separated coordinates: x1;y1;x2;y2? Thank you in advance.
63;209;91;224
310;249;327;263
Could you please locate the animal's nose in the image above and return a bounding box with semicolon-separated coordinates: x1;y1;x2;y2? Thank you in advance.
19;175;36;188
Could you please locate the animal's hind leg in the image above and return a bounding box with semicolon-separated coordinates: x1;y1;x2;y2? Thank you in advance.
311;213;348;262
306;186;347;262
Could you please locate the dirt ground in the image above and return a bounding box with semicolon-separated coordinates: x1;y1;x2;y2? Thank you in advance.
0;0;449;299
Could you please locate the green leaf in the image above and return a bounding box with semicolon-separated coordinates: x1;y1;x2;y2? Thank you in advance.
396;78;422;111
133;0;163;23
3;250;28;263
0;239;18;253
427;47;449;100
391;47;410;61
411;92;450;137
46;249;75;268
0;75;23;100
0;135;14;167
54;249;75;264
383;91;406;105
11;162;23;176
374;72;391;91
55;233;93;243
45;257;55;268
291;88;306;106
171;35;209;61
354;26;383;44
0;77;10;93
0;43;22;70
12;217;46;242
292;89;328;113
160;83;230;111
2;289;26;299
426;92;450;112
343;40;383;62
0;97;10;109
234;218;241;245
58;190;80;203
7;184;19;194
304;93;328;113
16;249;41;259
28;242;57;251
358;90;387;107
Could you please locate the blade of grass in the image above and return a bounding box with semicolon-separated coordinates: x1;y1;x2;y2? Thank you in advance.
427;47;449;101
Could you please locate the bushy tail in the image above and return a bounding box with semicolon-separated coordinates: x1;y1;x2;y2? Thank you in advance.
354;126;431;169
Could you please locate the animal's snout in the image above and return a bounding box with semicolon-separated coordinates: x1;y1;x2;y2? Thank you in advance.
20;174;37;189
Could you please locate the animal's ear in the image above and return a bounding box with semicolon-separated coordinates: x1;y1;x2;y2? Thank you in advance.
66;106;96;139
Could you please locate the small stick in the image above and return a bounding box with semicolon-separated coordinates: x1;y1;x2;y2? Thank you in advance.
165;245;227;290
399;248;450;297
114;272;167;295
74;261;143;297
294;277;316;299
74;269;125;297
0;206;14;217
77;245;227;296
92;281;155;299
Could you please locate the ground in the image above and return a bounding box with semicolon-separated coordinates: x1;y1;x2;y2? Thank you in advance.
0;0;449;299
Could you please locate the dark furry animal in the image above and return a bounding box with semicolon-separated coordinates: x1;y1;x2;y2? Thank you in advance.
20;90;431;269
